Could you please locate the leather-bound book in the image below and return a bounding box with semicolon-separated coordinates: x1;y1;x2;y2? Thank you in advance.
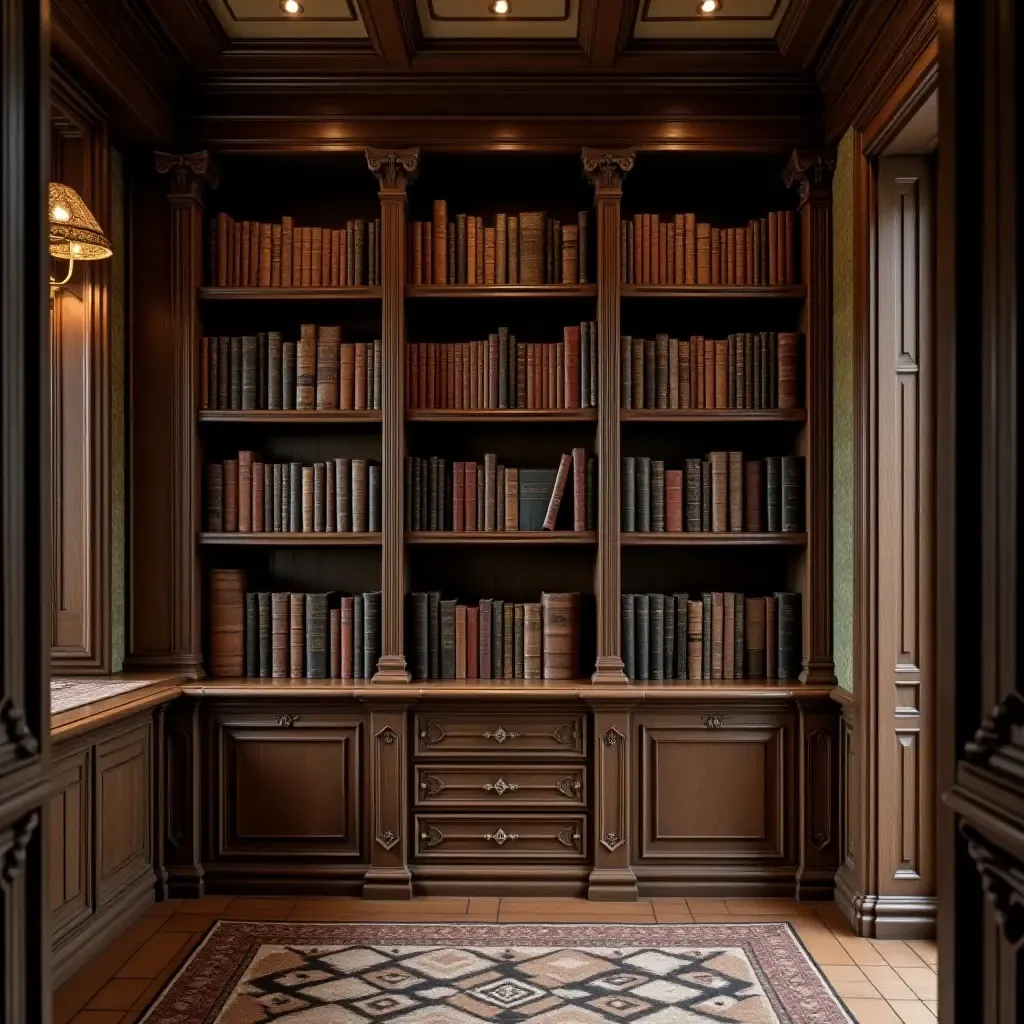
765;594;777;680
249;222;260;286
701;460;711;531
353;594;363;678
366;221;375;285
649;592;664;680
560;223;578;287
282;342;296;410
466;605;478;678
491;599;504;679
223;458;239;532
664;594;676;680
252;461;265;533
651;215;660;282
499;603;512;678
340;596;354;678
231;220;242;286
330;606;341;678
426;591;440;678
679;338;691;409
686;598;703;680
206;337;218;410
507;215;519;284
475;216;484;283
655;334;669;408
229;336;242;409
254;591;271;677
784;210;795;284
206;463;223;532
711;591;724;679
684;458;701;532
734;332;745;410
517;212;544;286
494;213;507;285
433;203;448;284
743;333;754;409
664;469;683;533
479;598;493;679
759;216;768;283
734;593;745;678
353;219;366;286
723;592;736;679
312;462;325;532
758;332;769;408
272;463;283;533
660;221;668;283
668;336;679;409
466;215;477;284
621;456;636;532
693;336;704;409
287;462;301;532
305;593;328;679
325;460;336;533
351;458;367;532
745;460;764;532
301;465;314;532
241;335;257;407
633;593;649;681
701;592;712;680
711;226;721;284
504;468;519;531
745;597;765;678
735;226;746;285
709;451;727;532
635;456;651;532
752;218;761;284
521;602;541;680
560;325;580;408
245;592;258;676
517;468;553;531
483;452;498;531
437;598;455;679
727;451;743;532
547;218;557;283
257;332;268;409
781;455;805;532
714;339;727;409
451;462;465;532
240;221;251;285
508;604;522;678
366;340;376;410
270;592;289;678
335;457;351;531
483;226;496;284
330;228;340;286
776;591;801;679
576;210;588;284
363;591;380;680
338;343;354;410
620;335;632;409
543;453;572;531
621;594;635;679
768;211;778;285
542;592;578;679
369;464;381;532
693;222;709;285
778;332;799;409
569;447;586;532
642;337;655;410
765;455;781;532
316;325;341;409
456;213;468;284
726;227;735;285
412;222;423;285
354;341;367;410
651;460;665;532
768;331;778;408
287;592;304;678
464;460;478;532
639;213;650;284
259;222;272;287
295;326;316;410
746;221;755;283
704;338;715;410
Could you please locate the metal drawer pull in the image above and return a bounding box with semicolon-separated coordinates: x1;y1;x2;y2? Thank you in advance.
484;828;518;845
483;778;518;796
419;824;581;849
483;726;520;743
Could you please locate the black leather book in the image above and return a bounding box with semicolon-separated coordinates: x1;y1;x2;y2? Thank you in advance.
440;598;457;679
245;592;258;677
492;599;504;679
369;464;381;532
734;590;746;679
230;336;243;409
257;334;267;409
664;594;675;682
428;591;441;679
644;338;656;409
209;337;220;410
258;592;271;677
289;462;301;533
429;456;439;531
519;469;557;531
760;332;770;410
766;456;782;532
282;341;296;411
649;592;664;681
404;457;414;531
336;457;351;532
651;460;665;532
353;594;364;679
673;592;689;679
635;593;650;681
268;332;282;410
411;592;428;680
218;335;229;409
776;591;801;679
514;604;525;679
621;593;635;680
412;457;422;531
438;459;447;531
621;457;636;532
363;590;381;680
586;457;597;530
279;463;289;533
701;461;711;531
636;456;651;532
702;592;712;680
306;592;329;679
685;459;701;532
781;455;804;532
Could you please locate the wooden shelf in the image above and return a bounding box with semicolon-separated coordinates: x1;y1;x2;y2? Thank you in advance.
620;532;807;547
406;408;597;423
406;531;597;545
620;408;805;423
199;410;382;424
621;284;805;299
198;532;382;547
406;285;597;299
198;286;381;301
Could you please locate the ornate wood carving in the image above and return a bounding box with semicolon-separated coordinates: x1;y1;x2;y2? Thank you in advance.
961;824;1024;946
367;148;418;683
364;706;411;897
785;148;836;688
589;705;637;899
0;813;40;888
964;693;1024;771
583;148;633;684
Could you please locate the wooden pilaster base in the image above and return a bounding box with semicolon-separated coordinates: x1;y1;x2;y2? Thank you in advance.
372;655;412;684
587;867;639;901
591;656;628;685
166;864;205;899
363;868;413;900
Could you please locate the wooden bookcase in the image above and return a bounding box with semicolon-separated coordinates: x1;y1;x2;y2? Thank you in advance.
170;145;839;901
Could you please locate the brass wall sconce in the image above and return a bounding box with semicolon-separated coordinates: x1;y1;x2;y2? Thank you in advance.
48;181;112;297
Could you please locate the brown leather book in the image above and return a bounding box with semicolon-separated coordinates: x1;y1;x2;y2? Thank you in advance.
296;327;316;410
258;222;272;287
709;451;728;532
563;325;581;408
454;343;465;409
328;228;338;286
711;591;724;680
745;597;765;677
231;220;242;287
206;462;223;532
466;214;476;285
542;453;572;531
745;459;764;531
278;215;292;288
466;605;478;679
577;210;588;285
736;226;746;285
270;592;289;678
354;342;367;410
241;221;251;285
341;227;350;287
300;465;314;532
541;592;579;680
508;215;520;284
561;223;578;288
288;592;304;677
661;221;669;285
338;343;354;410
710;228;720;285
752;219;761;285
432;200;447;284
715;339;727;409
329;607;341;677
339;596;354;678
210;568;245;677
759;217;768;283
354;220;366;286
687;598;703;680
316;325;341;410
495;213;507;284
525;343;535;409
223;458;239;532
641;213;651;284
504;467;519;531
315;227;326;286
420;223;431;285
696;222;710;285
665;469;683;532
296;227;308;288
724;592;736;679
455;604;467;679
765;595;778;679
522;602;541;679
247;222;258;286
728;451;743;532
681;212;693;284
693;337;704;410
484;226;495;284
680;339;691;409
704;337;715;410
351;459;367;532
451;462;465;532
778;332;799;409
784;209;796;284
746;221;755;283
270;223;282;287
476;216;484;283
464;460;477;530
632;214;642;285
767;211;778;285
726;227;736;285
650;214;659;283
672;214;683;284
252;461;265;533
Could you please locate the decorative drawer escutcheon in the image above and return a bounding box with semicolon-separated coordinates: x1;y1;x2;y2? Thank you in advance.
414;712;586;758
414;814;587;860
414;765;587;808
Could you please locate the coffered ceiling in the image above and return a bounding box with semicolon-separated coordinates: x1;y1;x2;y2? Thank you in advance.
209;0;367;39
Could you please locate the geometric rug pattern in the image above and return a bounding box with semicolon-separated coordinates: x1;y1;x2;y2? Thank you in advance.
139;922;854;1024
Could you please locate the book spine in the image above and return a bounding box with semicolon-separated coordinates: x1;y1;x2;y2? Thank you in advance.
289;593;305;678
245;592;258;677
650;593;664;680
766;456;781;532
363;591;380;680
781;455;805;531
271;592;289;678
340;597;354;678
635;593;649;681
745;459;764;532
542;453;572;530
238;451;253;533
305;593;328;678
687;598;702;680
428;592;440;678
651;459;665;532
523;603;542;679
702;592;712;680
636;456;651;532
776;591;801;679
665;469;682;533
621;457;636;532
206;463;223;532
479;598;492;680
621;593;635;680
728;451;743;532
352;459;368;532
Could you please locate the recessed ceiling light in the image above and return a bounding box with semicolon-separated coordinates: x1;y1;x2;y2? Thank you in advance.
698;0;721;12
490;0;510;14
281;0;303;14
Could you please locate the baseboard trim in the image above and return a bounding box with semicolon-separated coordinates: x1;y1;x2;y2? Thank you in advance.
835;868;936;938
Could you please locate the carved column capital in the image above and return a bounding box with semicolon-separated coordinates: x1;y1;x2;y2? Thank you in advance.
0;812;39;889
582;148;635;197
154;150;218;203
784;149;836;207
366;147;420;197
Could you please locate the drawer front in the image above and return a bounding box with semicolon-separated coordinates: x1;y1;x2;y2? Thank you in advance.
415;764;586;809
415;813;587;860
414;711;586;759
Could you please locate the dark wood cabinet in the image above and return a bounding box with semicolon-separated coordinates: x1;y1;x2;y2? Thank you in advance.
415;813;588;861
414;711;587;759
49;748;92;941
415;764;587;809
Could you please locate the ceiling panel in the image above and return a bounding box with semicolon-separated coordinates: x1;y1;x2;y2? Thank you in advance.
634;0;793;41
208;0;368;39
415;0;580;40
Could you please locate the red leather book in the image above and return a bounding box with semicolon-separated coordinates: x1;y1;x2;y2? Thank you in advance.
340;597;354;678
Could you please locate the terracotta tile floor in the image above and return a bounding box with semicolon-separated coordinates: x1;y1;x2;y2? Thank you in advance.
54;896;939;1024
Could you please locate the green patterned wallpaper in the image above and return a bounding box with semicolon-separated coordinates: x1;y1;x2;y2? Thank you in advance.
832;131;854;691
111;148;125;671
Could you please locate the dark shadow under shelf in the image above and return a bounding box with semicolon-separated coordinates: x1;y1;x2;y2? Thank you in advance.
406;531;597;545
198;532;382;547
199;410;382;425
620;532;806;547
199;287;382;301
406;409;597;423
406;285;597;299
620;408;805;424
621;285;805;300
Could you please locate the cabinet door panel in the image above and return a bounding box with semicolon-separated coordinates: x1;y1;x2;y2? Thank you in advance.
636;710;793;863
50;748;92;938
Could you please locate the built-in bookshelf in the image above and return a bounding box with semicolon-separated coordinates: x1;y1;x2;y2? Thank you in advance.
193;148;827;690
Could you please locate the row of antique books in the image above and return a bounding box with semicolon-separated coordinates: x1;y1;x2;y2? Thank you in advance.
620;211;796;287
405;450;596;533
409;592;581;680
200;329;383;412
208;570;381;678
621;332;799;411
621;591;801;682
405;324;598;411
210;214;381;289
409;204;589;286
206;455;381;534
621;454;804;533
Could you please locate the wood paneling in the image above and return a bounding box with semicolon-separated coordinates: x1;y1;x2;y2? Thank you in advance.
49;749;92;939
364;704;411;898
589;703;636;899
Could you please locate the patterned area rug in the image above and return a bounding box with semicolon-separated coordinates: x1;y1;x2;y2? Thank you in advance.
140;922;853;1023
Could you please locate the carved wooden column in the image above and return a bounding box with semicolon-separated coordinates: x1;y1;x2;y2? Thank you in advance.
362;703;412;898
134;152;215;679
588;702;638;899
583;149;634;685
163;697;204;897
785;151;836;688
367;148;418;684
795;693;841;899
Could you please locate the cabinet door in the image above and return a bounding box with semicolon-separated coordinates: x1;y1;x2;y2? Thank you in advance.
635;709;793;863
49;748;92;939
213;712;363;861
96;723;153;907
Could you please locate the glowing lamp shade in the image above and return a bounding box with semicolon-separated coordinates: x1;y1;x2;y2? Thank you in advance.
48;182;112;262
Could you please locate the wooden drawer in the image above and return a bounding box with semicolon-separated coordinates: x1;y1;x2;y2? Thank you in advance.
415;813;587;860
415;763;586;809
414;710;586;759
